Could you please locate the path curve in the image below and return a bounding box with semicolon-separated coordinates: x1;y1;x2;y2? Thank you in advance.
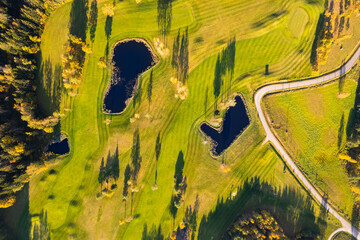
328;228;348;240
254;46;360;239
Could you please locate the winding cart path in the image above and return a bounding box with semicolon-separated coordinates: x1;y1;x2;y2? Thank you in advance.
254;45;360;239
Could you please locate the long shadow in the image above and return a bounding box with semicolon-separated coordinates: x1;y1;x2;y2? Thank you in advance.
141;223;165;240
346;108;355;139
105;15;113;40
69;0;88;41
157;0;172;41
37;58;63;116
0;183;30;240
310;12;325;70
69;0;88;66
89;0;98;43
252;11;287;28
338;113;345;149
198;178;325;240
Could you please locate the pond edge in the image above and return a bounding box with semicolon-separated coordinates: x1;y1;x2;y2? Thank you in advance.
199;93;251;159
102;37;160;115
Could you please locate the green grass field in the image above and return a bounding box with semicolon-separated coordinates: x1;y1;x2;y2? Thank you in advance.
334;232;357;240
24;0;360;238
264;71;359;218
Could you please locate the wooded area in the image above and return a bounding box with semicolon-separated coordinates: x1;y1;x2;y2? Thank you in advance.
312;0;359;70
0;0;61;207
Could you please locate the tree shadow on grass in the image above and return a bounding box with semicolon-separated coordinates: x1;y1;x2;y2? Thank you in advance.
69;0;88;67
310;12;325;70
338;113;345;149
141;223;165;240
69;0;88;42
0;183;30;240
198;177;326;240
346;108;355;139
37;58;63;116
89;0;98;43
105;16;113;40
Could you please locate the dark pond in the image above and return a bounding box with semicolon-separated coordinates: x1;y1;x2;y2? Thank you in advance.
47;138;70;155
201;95;250;156
103;40;156;113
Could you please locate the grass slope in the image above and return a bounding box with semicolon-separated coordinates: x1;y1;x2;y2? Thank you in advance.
264;75;358;218
25;0;358;238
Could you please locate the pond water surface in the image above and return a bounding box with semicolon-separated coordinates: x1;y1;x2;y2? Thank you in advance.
47;138;69;155
201;95;250;156
103;40;156;113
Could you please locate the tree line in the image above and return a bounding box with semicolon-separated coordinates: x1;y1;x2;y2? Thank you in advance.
341;69;360;225
0;0;61;207
311;0;355;70
61;0;91;96
221;210;287;240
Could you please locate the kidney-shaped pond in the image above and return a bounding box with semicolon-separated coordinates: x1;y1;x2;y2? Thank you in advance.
103;39;157;113
200;95;250;156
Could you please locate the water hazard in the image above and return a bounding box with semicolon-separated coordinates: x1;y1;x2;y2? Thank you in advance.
47;138;70;155
103;39;157;113
201;95;250;156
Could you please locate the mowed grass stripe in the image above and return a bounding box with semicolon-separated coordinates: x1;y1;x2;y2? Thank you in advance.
29;0;343;238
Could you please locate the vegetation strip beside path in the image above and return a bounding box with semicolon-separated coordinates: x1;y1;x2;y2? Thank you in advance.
255;45;360;239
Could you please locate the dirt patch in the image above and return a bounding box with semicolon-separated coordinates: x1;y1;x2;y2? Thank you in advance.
337;92;351;98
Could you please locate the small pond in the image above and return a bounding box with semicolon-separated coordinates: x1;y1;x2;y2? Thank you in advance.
103;39;157;113
200;95;250;156
47;138;70;155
